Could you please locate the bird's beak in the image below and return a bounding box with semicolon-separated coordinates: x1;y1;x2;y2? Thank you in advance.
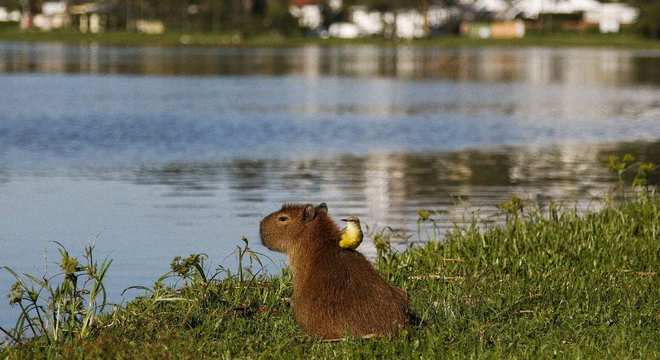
341;218;348;222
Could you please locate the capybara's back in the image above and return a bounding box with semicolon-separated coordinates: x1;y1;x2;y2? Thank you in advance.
293;247;411;339
260;203;413;339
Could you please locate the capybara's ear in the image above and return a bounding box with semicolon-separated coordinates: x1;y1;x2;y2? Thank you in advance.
316;202;328;214
302;204;316;222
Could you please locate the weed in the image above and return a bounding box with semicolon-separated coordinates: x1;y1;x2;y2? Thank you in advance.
607;153;657;198
1;243;111;344
416;209;449;242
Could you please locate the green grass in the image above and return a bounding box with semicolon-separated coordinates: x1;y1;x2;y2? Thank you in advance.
1;27;660;49
1;193;658;358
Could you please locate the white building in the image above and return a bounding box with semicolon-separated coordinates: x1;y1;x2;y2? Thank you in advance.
0;7;21;22
33;1;69;31
42;1;67;16
351;6;383;36
513;0;602;18
135;19;165;34
395;10;427;39
289;4;323;30
462;0;638;33
427;6;454;28
328;0;343;12
69;3;111;33
465;0;509;14
584;3;639;33
328;22;360;38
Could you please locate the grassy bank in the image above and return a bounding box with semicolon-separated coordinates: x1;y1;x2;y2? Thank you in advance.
1;27;660;49
1;193;658;358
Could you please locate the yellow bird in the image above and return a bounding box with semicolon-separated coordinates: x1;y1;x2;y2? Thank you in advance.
339;216;363;250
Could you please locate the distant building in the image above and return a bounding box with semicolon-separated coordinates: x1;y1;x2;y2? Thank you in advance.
393;10;427;39
584;3;638;33
461;0;638;33
328;0;343;12
462;0;509;18
426;5;455;29
289;0;323;30
23;1;119;33
135;20;166;34
42;1;67;17
461;20;525;39
513;0;637;33
513;0;603;19
290;0;456;39
0;7;21;22
353;7;446;39
351;6;383;36
69;2;115;33
32;1;69;31
392;7;459;39
289;0;637;38
328;22;360;38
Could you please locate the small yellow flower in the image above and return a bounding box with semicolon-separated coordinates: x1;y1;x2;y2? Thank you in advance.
8;282;23;305
60;254;80;275
417;210;431;221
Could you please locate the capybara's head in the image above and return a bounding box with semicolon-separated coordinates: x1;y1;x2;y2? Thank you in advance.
259;203;328;254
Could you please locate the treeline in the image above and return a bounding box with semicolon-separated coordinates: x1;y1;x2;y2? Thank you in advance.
0;0;301;34
113;0;301;34
635;0;660;38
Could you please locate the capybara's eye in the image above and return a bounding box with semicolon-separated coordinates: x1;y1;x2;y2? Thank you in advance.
278;215;289;222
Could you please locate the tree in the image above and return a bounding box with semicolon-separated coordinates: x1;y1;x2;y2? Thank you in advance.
634;0;660;38
0;0;22;10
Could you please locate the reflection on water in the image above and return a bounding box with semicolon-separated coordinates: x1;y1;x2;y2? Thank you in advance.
2;43;660;85
127;141;660;227
1;42;660;327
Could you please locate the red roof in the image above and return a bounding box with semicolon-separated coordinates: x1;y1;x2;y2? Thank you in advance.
290;0;322;6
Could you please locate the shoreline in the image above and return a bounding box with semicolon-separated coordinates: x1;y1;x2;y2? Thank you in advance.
1;29;660;49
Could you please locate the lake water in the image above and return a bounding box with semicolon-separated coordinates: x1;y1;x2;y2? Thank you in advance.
1;43;659;327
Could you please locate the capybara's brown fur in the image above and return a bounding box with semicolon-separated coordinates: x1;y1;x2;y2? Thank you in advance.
259;203;412;339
